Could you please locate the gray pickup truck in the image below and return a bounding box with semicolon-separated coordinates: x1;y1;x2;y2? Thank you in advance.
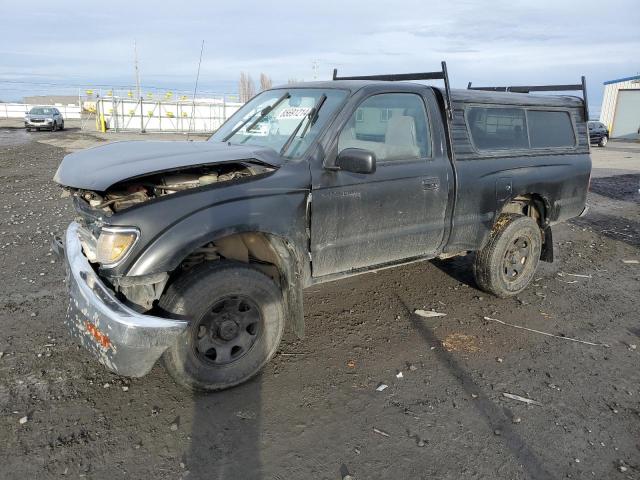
53;62;591;391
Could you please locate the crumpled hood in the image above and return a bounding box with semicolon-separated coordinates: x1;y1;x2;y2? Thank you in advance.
53;140;282;191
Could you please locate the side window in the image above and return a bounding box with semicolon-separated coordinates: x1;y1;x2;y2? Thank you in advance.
528;110;575;148
467;107;528;150
338;93;431;162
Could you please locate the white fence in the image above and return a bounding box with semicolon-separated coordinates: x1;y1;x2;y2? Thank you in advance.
0;103;81;119
95;97;243;133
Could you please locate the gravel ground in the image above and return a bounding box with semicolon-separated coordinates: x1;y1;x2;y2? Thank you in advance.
0;124;639;480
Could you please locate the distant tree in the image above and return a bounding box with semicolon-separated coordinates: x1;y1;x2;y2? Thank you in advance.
259;73;273;91
287;78;300;84
239;72;256;103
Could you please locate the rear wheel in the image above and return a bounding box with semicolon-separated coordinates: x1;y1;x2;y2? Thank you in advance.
160;262;285;392
473;214;542;298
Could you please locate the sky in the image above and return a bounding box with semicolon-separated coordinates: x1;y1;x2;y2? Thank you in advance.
1;0;639;114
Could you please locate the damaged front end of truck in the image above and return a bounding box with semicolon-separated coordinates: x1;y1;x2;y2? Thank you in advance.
52;86;346;390
52;140;287;377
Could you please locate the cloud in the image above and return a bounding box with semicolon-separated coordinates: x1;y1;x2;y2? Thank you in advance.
0;0;638;109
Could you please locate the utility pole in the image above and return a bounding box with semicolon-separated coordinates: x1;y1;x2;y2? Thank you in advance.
134;40;141;99
134;41;144;133
187;40;205;140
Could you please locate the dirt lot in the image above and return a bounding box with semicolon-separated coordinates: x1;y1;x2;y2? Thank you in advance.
0;123;639;480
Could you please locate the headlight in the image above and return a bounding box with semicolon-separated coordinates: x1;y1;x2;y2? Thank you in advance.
46;118;53;122
96;227;139;266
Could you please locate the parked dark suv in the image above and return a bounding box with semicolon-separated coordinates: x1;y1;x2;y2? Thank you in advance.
588;121;609;147
52;62;591;391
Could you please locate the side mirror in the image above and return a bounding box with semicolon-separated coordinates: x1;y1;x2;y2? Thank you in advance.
335;148;376;174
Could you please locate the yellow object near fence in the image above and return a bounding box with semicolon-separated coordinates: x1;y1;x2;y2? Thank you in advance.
96;113;106;133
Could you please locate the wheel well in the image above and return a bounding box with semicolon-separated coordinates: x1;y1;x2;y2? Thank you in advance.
170;232;306;338
498;194;553;262
178;232;285;281
499;194;548;227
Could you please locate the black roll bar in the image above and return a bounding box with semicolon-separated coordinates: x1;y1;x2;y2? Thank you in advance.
332;61;453;120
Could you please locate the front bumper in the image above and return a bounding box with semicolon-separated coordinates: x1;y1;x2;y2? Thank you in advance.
53;221;188;377
25;120;53;128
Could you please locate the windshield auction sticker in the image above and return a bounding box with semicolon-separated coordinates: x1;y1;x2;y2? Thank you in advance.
277;107;311;119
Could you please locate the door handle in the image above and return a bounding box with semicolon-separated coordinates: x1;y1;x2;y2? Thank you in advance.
422;178;440;191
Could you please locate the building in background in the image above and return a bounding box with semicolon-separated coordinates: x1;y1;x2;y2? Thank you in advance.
600;75;640;140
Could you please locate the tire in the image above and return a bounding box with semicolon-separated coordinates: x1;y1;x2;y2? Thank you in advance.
598;135;608;147
159;262;285;392
51;122;57;131
26;127;31;132
473;214;542;298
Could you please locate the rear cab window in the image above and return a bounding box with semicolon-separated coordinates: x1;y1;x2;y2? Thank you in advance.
466;106;576;152
528;110;575;148
466;107;528;150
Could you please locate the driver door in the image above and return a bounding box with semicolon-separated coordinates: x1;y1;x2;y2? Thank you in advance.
310;91;444;278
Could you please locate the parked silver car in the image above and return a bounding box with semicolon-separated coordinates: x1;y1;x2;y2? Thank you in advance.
24;107;64;131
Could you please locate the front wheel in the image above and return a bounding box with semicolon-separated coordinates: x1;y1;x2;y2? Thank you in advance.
598;135;608;147
159;262;285;392
473;214;542;298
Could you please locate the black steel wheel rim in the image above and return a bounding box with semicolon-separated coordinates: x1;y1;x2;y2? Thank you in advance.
502;236;531;281
191;295;263;366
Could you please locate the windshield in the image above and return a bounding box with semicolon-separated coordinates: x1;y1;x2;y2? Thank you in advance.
210;88;348;158
29;107;54;115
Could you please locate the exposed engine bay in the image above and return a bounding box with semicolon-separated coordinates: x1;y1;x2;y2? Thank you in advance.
71;162;275;214
60;160;280;312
